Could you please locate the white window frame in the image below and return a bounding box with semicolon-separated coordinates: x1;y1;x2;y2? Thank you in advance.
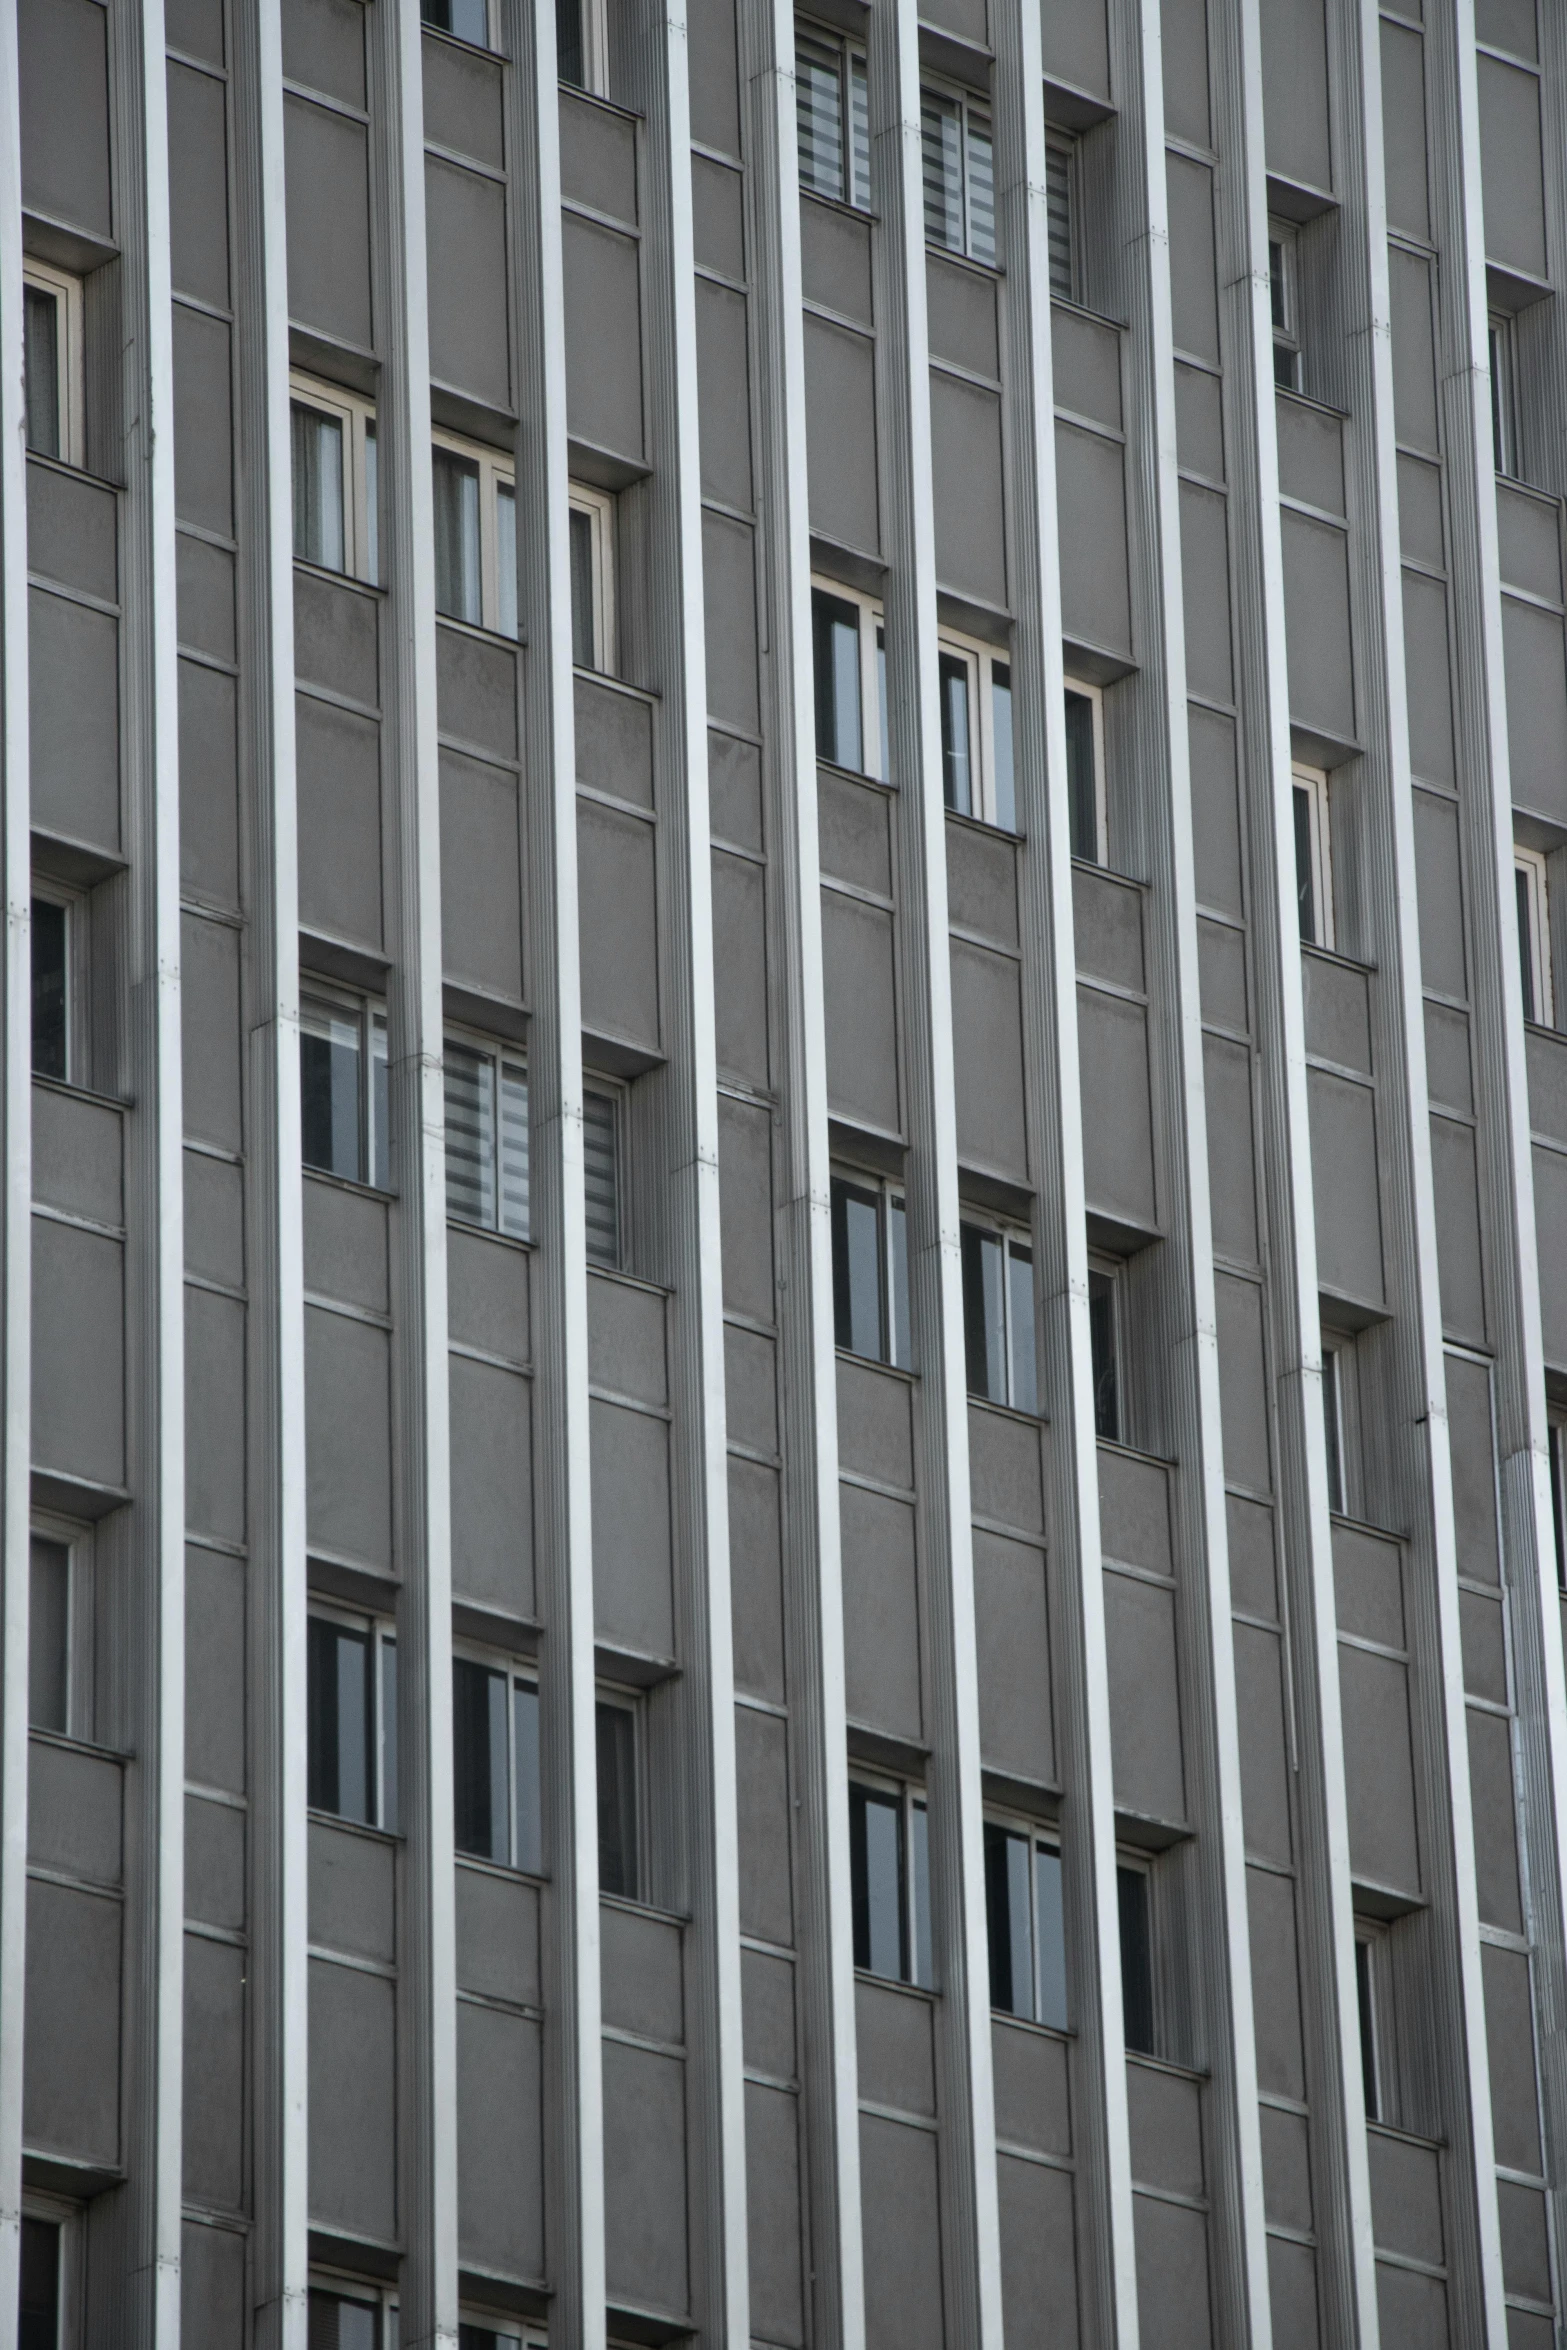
960;1212;1036;1412
31;876;89;1086
22;259;85;466
299;980;390;1191
431;423;518;637
568;481;617;673
1292;762;1335;949
1515;844;1553;1027
20;2191;86;2350
795;20;871;211
289;369;378;583
28;1518;95;1745
453;1643;542;1873
422;0;499;53
1354;1920;1394;2125
1088;1250;1124;1443
1489;310;1520;479
306;1599;399;1832
811;574;886;781
848;1764;932;1988
982;1804;1066;2027
1044;132;1078;304
458;2310;548;2350
1268;219;1301;392
920;75;995;267
1321;1339;1347;1515
557;0;609;95
937;624;1015;831
830;1162;910;1369
1064;673;1107;863
596;1680;647;1903
443;1027;530;1239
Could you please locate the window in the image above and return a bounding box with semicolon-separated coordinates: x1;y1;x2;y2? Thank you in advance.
459;2323;533;2350
812;582;885;778
1268;223;1300;391
301;988;389;1188
308;1608;398;1831
1322;1344;1344;1514
569;485;616;671
938;631;1017;829
983;1816;1067;2026
849;1773;932;1986
19;2215;62;2350
1489;311;1519;479
432;432;520;636
584;1082;624;1268
1064;679;1105;862
1088;1258;1121;1441
22;264;82;464
1515;846;1552;1026
1117;1859;1155;2055
1550;1419;1567;1596
1354;1927;1383;2121
961;1220;1037;1413
596;1692;641;1899
831;1170;910;1368
31;889;80;1082
453;1655;541;1871
556;0;606;91
921;83;995;266
796;25;870;209
1292;764;1334;948
308;2284;389;2348
290;373;377;582
421;0;491;46
445;1036;529;1237
29;1535;70;1736
1045;136;1077;303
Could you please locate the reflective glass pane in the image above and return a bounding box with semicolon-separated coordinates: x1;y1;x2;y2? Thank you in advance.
596;1700;639;1898
921;91;963;251
380;1635;398;1834
365;419;378;585
19;2218;61;2350
1517;865;1537;1024
961;1223;1006;1402
23;286;59;458
445;1040;497;1228
940;652;972;813
1064;688;1097;861
556;0;584;85
991;661;1015;832
1045;142;1073;299
370;1011;390;1191
1008;1237;1037;1415
984;1821;1033;2015
911;1798;933;1988
1034;1842;1068;2028
28;1536;68;1733
850;1782;905;1978
832;1179;882;1359
1089;1268;1119;1441
849;53;871;208
31;897;67;1079
497;482;517;639
1117;1864;1155;2054
513;1680;542;1874
292;404;346;571
308;1617;373;1823
1293;782;1316;944
888;1194;911;1370
584;1088;620;1267
499;1058;530;1238
966;108;995;264
454;1657;509;1862
796;33;845;200
813;592;862;770
301;997;363;1180
433;447;482;623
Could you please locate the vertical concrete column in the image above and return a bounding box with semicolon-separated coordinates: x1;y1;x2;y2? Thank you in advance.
1103;0;1275;2333
990;4;1142;2340
502;0;606;2338
367;2;458;2340
735;1;867;2342
0;0;30;2326
1208;0;1383;2337
229;0;310;2341
867;0;1002;2338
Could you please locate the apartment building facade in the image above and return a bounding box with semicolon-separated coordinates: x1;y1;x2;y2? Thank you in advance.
4;0;1567;2340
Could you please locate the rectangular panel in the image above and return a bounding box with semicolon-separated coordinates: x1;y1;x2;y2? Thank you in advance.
308;1957;397;2239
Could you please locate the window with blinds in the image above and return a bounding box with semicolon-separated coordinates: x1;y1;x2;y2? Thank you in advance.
584;1085;622;1268
796;27;869;209
1046;136;1075;300
921;86;994;266
444;1037;529;1238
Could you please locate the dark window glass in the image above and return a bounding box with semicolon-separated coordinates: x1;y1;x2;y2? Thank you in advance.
1117;1864;1155;2055
832;1177;883;1358
1322;1349;1343;1513
596;1699;639;1898
813;591;863;771
1064;688;1097;861
18;2217;60;2350
1517;865;1537;1024
939;652;972;813
984;1820;1033;2016
584;1086;620;1267
992;661;1015;832
1293;782;1316;944
513;1680;542;1874
1550;1426;1566;1595
308;2291;380;2350
1089;1267;1119;1441
910;1797;932;1987
1273;340;1299;390
569;506;595;664
380;1634;398;1836
1355;1938;1379;2121
454;1656;509;1862
23;286;60;459
1268;239;1287;333
292;403;345;570
308;1617;374;1824
459;2327;525;2350
28;1537;68;1735
433;447;482;623
421;0;489;41
301;998;364;1181
849;1781;906;1979
962;1223;1006;1402
31;898;67;1080
557;0;584;84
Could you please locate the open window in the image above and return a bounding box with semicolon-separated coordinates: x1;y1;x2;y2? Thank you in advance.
1268;221;1301;391
453;1652;541;1871
557;0;607;91
961;1217;1037;1413
1045;135;1078;303
300;984;390;1190
30;881;87;1084
1117;1855;1156;2055
983;1813;1067;2026
19;2198;82;2350
849;1769;932;1986
921;80;995;266
1489;311;1519;479
812;580;885;779
432;429;518;636
1064;678;1106;862
308;1605;398;1832
568;483;616;672
22;261;83;465
291;372;378;583
1515;845;1553;1026
1292;763;1334;948
445;1033;529;1239
596;1687;643;1899
28;1524;94;1744
1088;1255;1123;1441
831;1168;910;1368
937;629;1017;830
796;21;870;210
